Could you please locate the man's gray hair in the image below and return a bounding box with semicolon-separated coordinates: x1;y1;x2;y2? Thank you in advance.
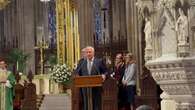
136;105;153;110
85;46;95;52
81;48;86;52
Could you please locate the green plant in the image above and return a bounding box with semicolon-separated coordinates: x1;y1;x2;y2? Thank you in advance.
48;54;57;66
6;48;30;73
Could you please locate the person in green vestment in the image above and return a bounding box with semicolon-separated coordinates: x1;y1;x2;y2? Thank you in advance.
0;60;16;110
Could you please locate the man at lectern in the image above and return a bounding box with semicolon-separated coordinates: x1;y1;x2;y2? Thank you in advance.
75;46;108;110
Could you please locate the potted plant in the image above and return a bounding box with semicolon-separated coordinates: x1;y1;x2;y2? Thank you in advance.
50;64;72;93
6;48;30;73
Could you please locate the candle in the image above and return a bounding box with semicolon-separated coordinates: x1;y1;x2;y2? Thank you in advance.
16;61;19;71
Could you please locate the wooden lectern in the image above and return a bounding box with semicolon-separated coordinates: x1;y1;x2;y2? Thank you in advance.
72;75;118;110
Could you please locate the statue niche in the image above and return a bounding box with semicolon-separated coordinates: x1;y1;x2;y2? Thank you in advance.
154;0;190;58
175;6;190;57
156;6;177;58
142;6;153;61
144;16;153;61
176;8;189;45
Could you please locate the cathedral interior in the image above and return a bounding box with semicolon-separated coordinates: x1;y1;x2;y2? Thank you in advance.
1;0;195;110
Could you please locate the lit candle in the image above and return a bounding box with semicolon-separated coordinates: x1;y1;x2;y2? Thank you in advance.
43;36;46;46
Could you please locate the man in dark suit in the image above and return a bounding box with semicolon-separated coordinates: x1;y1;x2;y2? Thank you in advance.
75;46;108;110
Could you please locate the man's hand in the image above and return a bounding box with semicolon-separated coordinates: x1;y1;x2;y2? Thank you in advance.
102;74;106;82
5;80;12;88
122;80;127;86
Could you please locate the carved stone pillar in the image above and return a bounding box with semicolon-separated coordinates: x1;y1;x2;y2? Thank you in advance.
126;0;142;95
143;0;195;110
147;58;195;110
22;0;36;74
191;26;195;55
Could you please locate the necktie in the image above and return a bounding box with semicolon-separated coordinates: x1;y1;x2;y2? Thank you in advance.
88;61;92;75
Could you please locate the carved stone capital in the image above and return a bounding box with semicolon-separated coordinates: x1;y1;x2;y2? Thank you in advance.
176;103;195;110
146;57;195;109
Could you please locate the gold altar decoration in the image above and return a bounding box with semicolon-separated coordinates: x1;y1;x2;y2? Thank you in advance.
56;0;80;68
56;0;66;64
0;0;9;10
34;40;49;74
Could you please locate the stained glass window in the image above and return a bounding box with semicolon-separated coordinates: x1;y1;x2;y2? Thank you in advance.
93;0;102;44
48;0;56;48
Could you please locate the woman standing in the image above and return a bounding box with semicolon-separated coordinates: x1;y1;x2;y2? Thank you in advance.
112;53;126;109
122;53;137;110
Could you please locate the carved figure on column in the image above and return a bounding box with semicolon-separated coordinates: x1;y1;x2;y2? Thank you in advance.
175;8;189;45
144;17;153;61
144;17;152;50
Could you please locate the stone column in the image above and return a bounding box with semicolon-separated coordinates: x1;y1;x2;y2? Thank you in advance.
126;0;142;94
112;0;120;42
147;58;195;110
160;92;176;110
43;77;50;94
23;0;35;74
112;0;127;44
189;2;195;56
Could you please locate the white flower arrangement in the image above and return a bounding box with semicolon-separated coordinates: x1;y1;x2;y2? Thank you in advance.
50;64;72;84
